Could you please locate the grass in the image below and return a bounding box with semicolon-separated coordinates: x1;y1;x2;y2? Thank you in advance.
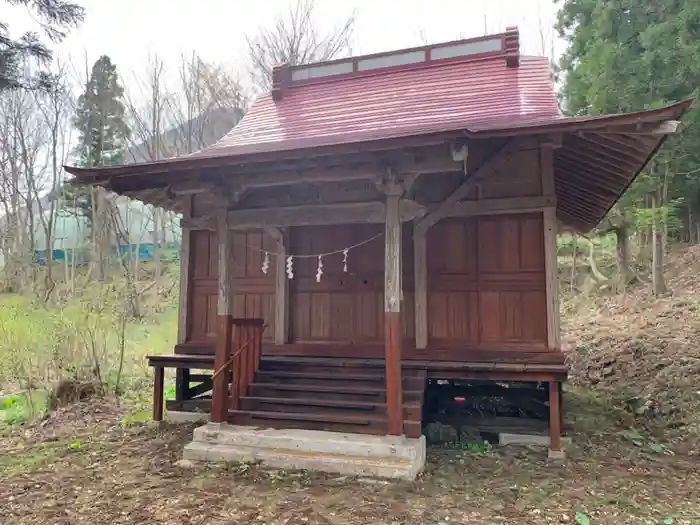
0;391;48;426
0;288;177;417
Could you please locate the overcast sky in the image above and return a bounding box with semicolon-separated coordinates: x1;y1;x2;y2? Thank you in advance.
6;0;562;94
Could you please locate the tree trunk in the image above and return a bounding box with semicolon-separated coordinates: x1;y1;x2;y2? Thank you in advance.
587;239;609;284
662;161;670;248
615;222;632;292
651;195;667;296
570;234;577;293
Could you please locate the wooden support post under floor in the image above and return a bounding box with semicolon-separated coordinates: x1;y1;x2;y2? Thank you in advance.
548;381;562;453
152;365;164;421
384;190;404;436
211;209;233;424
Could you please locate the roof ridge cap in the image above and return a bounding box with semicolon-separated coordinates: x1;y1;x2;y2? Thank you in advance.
271;27;521;99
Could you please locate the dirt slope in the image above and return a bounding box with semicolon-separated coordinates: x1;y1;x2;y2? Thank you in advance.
563;245;700;435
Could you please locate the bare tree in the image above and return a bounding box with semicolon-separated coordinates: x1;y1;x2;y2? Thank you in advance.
122;52;245;284
245;0;356;91
0;84;49;290
31;63;75;298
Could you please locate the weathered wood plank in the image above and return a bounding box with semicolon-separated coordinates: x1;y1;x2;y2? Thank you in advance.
543;207;561;349
384;190;404;436
212;209;233;423
177;196;193;344
181;201;425;230
182;196;556;232
449;195;556;217
413;223;428;349
265;227;289;345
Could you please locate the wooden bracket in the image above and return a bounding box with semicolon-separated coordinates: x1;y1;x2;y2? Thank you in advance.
416;139;520;234
213;180;247;208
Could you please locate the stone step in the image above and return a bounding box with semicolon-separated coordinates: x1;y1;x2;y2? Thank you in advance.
191;424;424;461
183;441;423;480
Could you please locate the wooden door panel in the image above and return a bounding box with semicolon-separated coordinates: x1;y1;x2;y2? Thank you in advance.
427;213;547;349
187;229;276;343
288;224;385;344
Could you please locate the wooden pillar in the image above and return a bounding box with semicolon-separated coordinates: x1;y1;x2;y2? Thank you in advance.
413;222;428;349
384;192;404;436
543;207;560;349
177;196;193;345
265;227;288;346
176;197;192;408
211;209;233;424
541;140;561;350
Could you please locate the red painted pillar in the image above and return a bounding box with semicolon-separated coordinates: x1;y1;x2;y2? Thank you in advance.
384;191;404;436
211;315;232;423
211;210;232;424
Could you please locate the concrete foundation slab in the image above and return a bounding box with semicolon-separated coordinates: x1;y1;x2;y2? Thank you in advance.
499;433;572;447
183;424;425;480
547;448;567;463
166;410;209;424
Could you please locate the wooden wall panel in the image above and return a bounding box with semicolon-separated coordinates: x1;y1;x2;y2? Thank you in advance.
289;224;389;344
426;213;547;350
186;229;276;344
480;148;542;199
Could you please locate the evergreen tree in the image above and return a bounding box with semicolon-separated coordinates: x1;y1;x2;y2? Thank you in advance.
0;0;84;90
556;1;700;290
556;0;700;203
62;55;130;224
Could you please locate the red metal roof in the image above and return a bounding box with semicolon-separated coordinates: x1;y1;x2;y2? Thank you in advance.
63;28;692;232
196;55;559;158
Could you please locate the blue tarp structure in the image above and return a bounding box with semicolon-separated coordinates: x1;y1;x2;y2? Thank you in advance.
33;242;180;265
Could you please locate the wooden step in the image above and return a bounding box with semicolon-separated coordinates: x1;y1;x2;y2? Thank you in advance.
259;358;429;377
231;409;422;437
248;382;425;402
255;370;385;388
257;370;385;380
254;370;424;389
240;396;422;420
232;409;378;425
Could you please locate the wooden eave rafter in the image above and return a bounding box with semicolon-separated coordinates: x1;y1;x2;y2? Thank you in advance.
111;144;466;195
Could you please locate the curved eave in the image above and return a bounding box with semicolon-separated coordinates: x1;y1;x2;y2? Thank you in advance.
64;99;693;232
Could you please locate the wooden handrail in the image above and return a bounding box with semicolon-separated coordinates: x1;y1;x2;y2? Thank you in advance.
210;323;267;382
210;318;266;422
229;320;266;412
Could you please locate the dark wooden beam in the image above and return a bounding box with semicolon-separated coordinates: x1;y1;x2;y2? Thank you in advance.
181;200;426;230
109;146;465;196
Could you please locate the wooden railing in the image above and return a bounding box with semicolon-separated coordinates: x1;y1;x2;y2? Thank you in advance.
229;319;265;411
211;318;266;423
